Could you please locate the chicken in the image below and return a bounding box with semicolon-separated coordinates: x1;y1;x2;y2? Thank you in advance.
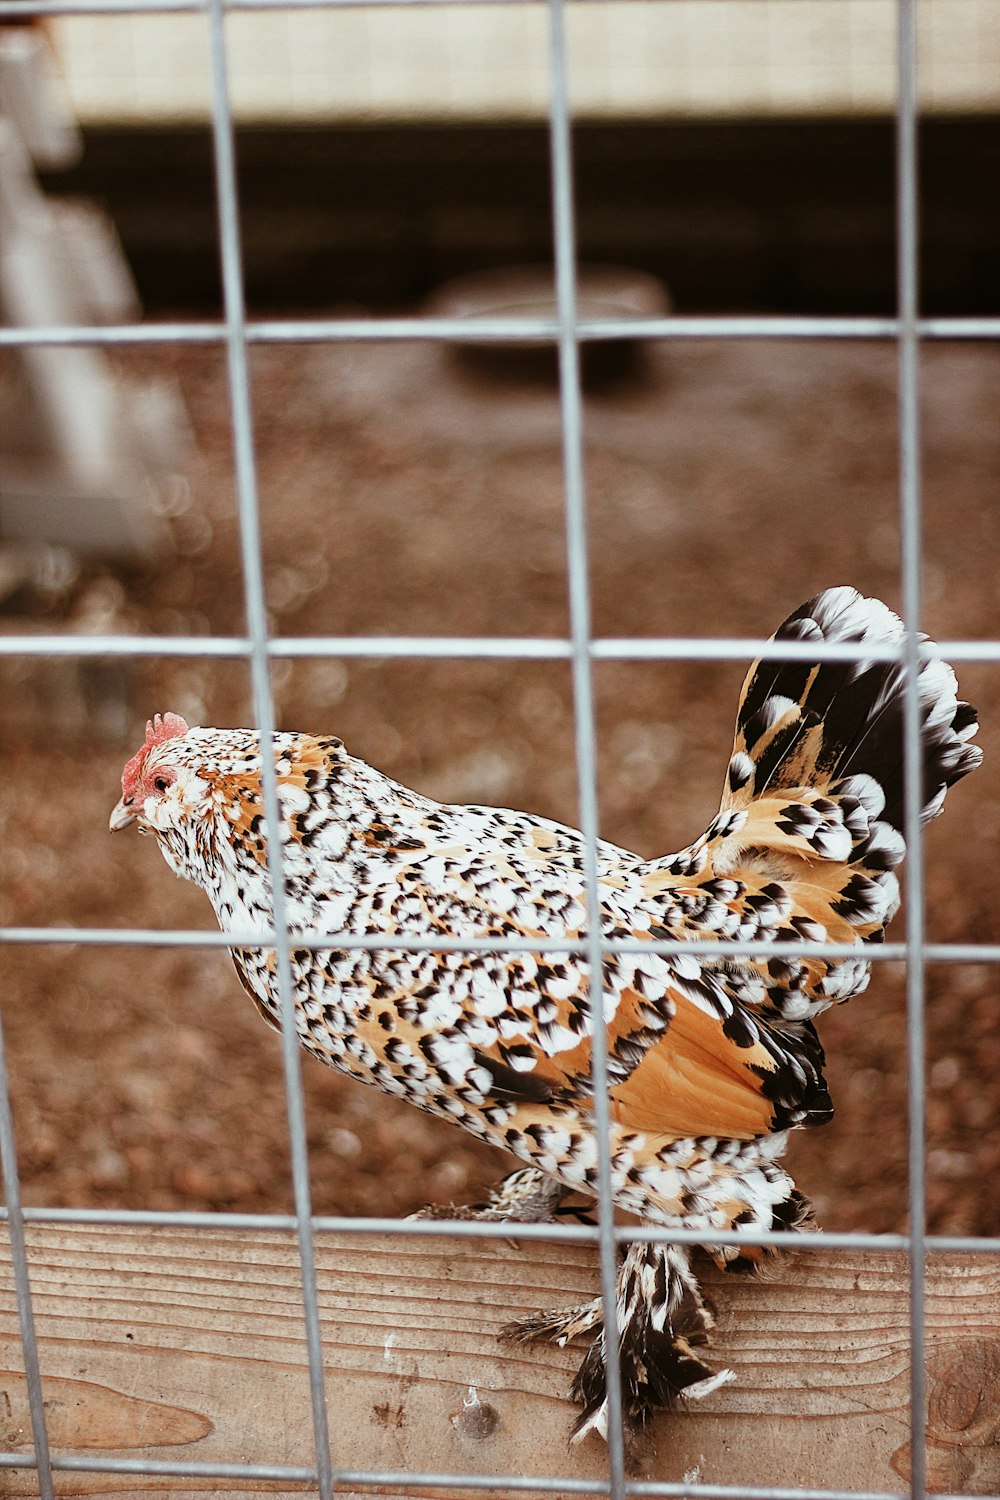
110;586;981;1442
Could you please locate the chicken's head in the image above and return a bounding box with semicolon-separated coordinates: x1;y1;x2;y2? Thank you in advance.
110;712;194;837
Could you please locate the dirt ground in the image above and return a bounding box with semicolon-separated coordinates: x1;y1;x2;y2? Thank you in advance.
1;332;998;1238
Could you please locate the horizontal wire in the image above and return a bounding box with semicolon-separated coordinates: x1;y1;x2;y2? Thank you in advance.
6;1202;1000;1255
4;925;1000;967
255;315;904;342
3;631;1000;663
0;928;914;957
590;637;1000;664
2;316;1000;350
2;0;987;15
6;0;540;14
0;1454;319;1485
0;0;795;14
0;1448;986;1500
0;1204;902;1247
0;632;567;659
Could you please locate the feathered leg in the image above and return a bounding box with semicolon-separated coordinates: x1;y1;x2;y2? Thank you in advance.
417;1166;809;1442
408;1165;570;1224
506;1240;732;1441
716;1185;816;1276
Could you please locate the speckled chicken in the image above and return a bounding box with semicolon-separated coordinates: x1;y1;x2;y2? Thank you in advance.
110;587;980;1442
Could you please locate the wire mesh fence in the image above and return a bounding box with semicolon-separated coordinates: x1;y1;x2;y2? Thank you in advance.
0;0;997;1497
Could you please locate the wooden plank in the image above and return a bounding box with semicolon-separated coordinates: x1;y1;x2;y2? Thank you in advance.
0;1227;997;1496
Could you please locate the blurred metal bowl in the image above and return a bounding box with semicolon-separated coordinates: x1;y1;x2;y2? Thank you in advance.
425;263;671;387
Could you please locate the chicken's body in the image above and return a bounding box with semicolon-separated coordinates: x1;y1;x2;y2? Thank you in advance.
111;588;981;1441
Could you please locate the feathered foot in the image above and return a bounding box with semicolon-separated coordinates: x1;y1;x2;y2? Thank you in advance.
716;1186;817;1275
504;1242;732;1444
505;1292;604;1347
407;1166;569;1224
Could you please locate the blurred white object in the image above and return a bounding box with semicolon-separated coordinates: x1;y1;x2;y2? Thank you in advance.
0;26;184;562
0;27;80;169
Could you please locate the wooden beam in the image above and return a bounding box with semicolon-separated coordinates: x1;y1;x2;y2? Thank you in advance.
0;1226;998;1496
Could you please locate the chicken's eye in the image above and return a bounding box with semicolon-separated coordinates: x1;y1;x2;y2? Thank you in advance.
154;777;170;793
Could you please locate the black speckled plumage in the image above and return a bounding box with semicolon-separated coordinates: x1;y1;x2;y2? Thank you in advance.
110;588;981;1442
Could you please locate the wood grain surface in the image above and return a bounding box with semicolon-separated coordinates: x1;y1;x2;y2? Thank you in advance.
0;1227;997;1497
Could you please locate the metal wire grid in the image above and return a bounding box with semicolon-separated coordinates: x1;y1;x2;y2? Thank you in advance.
0;0;996;1496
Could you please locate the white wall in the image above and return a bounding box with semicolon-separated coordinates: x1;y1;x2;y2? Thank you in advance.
50;0;1000;125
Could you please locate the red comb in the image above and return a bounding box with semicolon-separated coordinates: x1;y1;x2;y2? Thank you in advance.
121;712;190;791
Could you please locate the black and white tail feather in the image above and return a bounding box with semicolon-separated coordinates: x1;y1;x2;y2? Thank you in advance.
504;587;981;1448
728;585;980;837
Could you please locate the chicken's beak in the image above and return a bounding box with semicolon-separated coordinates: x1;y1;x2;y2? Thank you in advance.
109;797;136;832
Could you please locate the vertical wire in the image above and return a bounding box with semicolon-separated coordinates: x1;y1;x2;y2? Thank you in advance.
205;2;335;1493
0;1013;55;1500
547;1;627;1492
896;2;927;1497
